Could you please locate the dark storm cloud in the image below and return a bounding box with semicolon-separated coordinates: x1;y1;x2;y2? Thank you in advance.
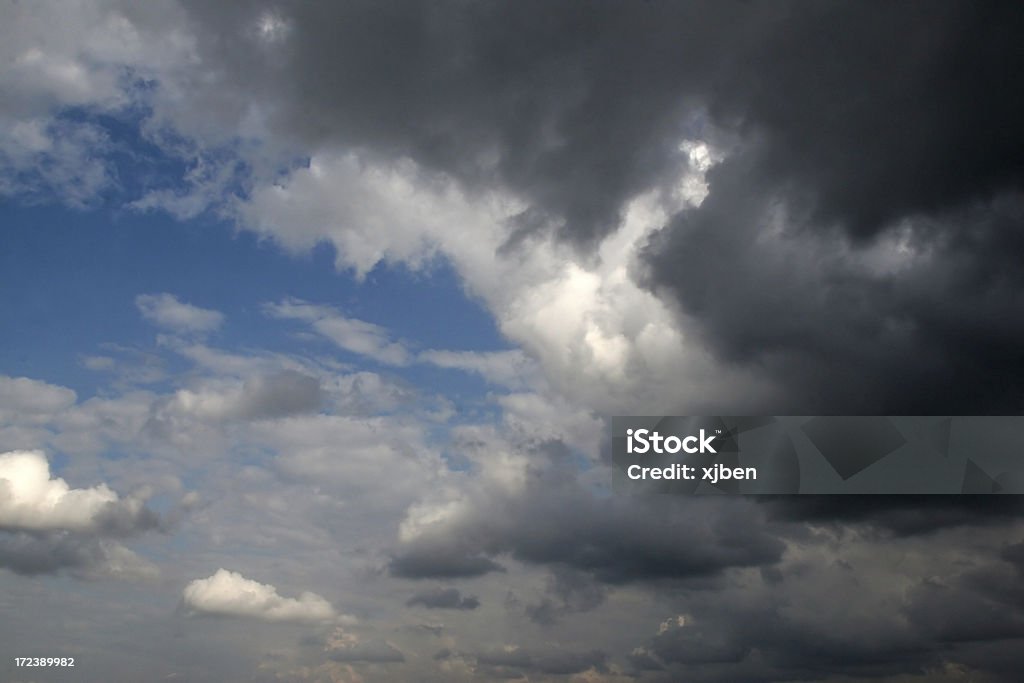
708;3;1024;240
954;540;1024;618
905;575;1024;643
617;534;1024;683
634;2;1024;413
627;648;664;673
1003;540;1024;573
764;495;1024;536
164;1;1024;410
474;647;533;669
642;161;1024;412
175;0;737;245
389;471;784;583
389;550;505;579
176;0;1024;238
405;586;480;610
473;646;607;676
532;648;608;675
638;593;952;681
649;620;755;667
523;566;606;625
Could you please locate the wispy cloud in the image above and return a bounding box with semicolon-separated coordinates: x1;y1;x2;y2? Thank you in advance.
264;299;411;366
136;293;224;334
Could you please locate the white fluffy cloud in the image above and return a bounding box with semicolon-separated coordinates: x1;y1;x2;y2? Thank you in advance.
182;568;340;624
0;450;132;532
0;2;192;117
136;293;224;334
240;155;457;276
239;151;779;415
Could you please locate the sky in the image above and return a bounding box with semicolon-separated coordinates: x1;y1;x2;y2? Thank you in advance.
1;1;1024;681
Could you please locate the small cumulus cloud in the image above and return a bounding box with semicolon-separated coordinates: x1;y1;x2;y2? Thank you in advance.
136;293;224;334
181;568;342;624
0;449;160;578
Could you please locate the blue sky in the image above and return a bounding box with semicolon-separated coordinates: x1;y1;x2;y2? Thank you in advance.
1;199;509;401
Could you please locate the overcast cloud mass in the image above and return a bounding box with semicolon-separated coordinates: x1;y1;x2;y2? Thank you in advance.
1;1;1024;681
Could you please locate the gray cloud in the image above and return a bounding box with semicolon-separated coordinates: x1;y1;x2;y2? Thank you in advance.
144;371;323;437
328;639;405;664
173;2;1024;243
389;550;505;580
524;566;606;625
613;529;1024;683
406;586;480;610
905;575;1024;644
472;646;608;676
0;531;157;579
234;371;324;421
764;495;1024;537
175;1;724;245
391;465;784;583
643;162;1024;413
